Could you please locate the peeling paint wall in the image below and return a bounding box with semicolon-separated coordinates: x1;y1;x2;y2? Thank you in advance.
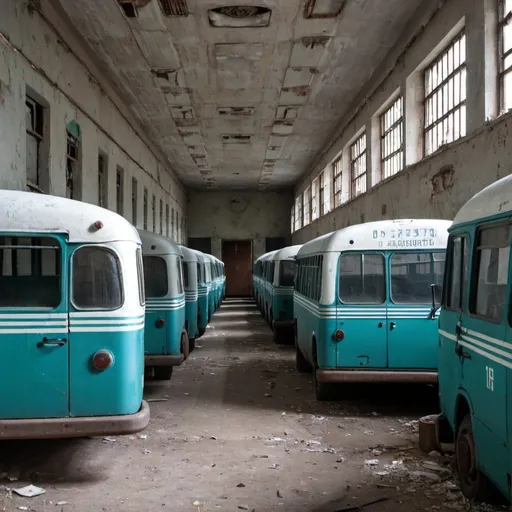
292;0;506;244
187;191;293;260
0;0;186;238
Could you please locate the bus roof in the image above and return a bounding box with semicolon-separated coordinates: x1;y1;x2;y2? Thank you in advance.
453;175;512;226
138;229;181;256
258;250;279;262
179;245;198;262
190;248;206;262
0;190;140;244
271;245;303;261
298;219;452;256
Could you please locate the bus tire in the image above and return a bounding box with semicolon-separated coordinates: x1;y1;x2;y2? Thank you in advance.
197;327;206;338
181;330;190;360
456;414;499;503
189;338;196;352
313;350;333;401
154;366;173;380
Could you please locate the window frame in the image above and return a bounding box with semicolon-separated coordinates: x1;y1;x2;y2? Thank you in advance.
500;0;512;112
143;188;148;230
303;186;312;226
424;30;467;156
66;130;80;200
442;233;470;312
291;205;295;233
469;221;512;324
350;133;367;199
98;153;108;208
71;245;124;311
25;96;45;193
132;178;138;226
143;255;169;298
380;96;404;180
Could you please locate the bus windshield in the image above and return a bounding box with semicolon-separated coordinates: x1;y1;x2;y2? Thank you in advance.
280;260;295;286
390;251;445;304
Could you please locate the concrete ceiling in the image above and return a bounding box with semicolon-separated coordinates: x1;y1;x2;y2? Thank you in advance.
56;0;426;190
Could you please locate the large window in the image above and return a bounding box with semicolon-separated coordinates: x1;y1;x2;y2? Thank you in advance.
73;247;123;309
116;166;124;215
183;261;190;289
98;153;108;208
321;168;331;215
132;178;138;226
26;95;46;193
0;236;61;308
303;186;311;226
280;260;295;286
444;236;470;311
66;128;80;200
291;206;295;233
470;224;511;323
294;195;303;232
350;133;367;198
143;188;148;230
500;0;512;111
381;96;404;180
295;256;323;301
424;31;466;155
312;177;319;221
143;256;168;297
390;252;445;304
333;156;343;208
339;253;385;304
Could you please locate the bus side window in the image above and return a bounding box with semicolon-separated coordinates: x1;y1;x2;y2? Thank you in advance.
470;225;511;323
136;247;145;306
143;255;168;298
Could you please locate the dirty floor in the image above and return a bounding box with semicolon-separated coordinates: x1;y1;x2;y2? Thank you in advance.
0;299;504;511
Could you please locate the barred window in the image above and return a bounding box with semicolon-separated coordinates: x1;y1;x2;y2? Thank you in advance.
380;97;404;180
291;206;295;233
294;195;303;232
350;133;367;198
132;178;138;226
321;168;331;215
500;0;512;111
312;178;319;221
333;156;343;208
424;31;466;155
303;186;311;226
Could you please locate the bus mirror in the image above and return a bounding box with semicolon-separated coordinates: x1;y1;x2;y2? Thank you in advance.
428;284;442;320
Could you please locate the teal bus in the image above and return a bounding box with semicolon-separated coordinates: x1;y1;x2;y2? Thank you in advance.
260;250;279;321
294;219;451;400
436;175;512;503
179;245;199;351
0;190;149;439
268;245;302;343
138;230;188;380
192;249;209;337
253;255;264;311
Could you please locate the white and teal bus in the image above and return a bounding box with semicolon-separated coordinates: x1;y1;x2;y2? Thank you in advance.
436;175;512;503
294;219;451;400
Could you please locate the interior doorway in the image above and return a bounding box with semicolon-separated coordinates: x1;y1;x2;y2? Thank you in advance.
222;240;252;297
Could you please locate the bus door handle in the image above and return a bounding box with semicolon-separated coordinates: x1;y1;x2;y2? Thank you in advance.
389;322;396;330
455;343;471;360
37;337;67;348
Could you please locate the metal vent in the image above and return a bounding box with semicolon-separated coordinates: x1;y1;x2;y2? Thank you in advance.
158;0;189;16
221;134;252;144
304;0;346;19
209;6;271;27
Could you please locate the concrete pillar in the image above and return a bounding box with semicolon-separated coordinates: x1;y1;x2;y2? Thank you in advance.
404;73;424;165
369;116;381;187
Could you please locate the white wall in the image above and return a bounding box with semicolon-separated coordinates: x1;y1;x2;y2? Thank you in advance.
0;0;186;241
292;0;508;244
187;191;293;260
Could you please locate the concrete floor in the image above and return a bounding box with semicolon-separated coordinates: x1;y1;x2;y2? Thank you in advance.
0;299;497;511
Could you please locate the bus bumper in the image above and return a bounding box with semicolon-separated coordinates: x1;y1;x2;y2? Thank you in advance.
0;400;150;440
316;369;437;384
145;354;184;367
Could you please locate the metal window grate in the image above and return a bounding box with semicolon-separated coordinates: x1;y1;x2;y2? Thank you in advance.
350;133;367;198
424;31;466;156
500;0;512;111
333;156;343;207
380;96;404;179
291;206;295;233
66;131;79;199
321;168;331;215
312;178;319;221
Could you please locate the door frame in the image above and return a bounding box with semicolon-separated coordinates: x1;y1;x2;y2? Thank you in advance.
221;239;253;297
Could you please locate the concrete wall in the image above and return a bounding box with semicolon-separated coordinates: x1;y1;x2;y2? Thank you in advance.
187;191;293;260
292;0;507;245
0;0;187;241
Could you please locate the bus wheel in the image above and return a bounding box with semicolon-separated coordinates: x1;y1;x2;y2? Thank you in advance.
189;338;196;352
181;331;190;360
456;415;497;502
295;343;312;373
154;366;173;380
313;359;333;401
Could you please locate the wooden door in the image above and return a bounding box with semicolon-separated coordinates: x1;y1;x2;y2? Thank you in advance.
222;240;252;297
